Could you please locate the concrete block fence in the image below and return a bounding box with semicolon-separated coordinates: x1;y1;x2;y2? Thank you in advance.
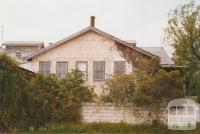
81;102;166;124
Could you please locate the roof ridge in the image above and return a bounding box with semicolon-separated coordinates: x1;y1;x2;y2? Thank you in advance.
25;26;157;60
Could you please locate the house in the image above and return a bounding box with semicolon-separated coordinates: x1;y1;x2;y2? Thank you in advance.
0;49;35;79
2;41;44;62
24;16;173;95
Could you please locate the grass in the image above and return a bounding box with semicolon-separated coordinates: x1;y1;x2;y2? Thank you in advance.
18;122;200;134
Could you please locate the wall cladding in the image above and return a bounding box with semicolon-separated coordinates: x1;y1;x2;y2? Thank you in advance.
81;102;166;124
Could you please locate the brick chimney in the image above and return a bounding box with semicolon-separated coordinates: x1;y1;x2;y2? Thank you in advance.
90;16;95;27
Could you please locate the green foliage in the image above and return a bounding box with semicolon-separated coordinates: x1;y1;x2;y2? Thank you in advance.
137;57;160;76
102;57;184;108
135;59;184;108
18;122;200;134
25;74;60;129
56;69;96;122
134;70;183;107
101;74;135;105
26;70;95;129
59;69;95;103
0;54;96;131
188;71;200;102
0;54;28;111
165;0;200;72
165;0;200;102
0;54;31;130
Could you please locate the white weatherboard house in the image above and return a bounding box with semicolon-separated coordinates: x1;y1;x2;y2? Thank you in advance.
24;16;172;96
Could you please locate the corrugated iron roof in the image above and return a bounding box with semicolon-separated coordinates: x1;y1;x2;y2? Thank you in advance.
140;47;173;65
3;41;44;47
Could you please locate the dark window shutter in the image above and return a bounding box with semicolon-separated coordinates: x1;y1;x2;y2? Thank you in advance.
93;61;105;81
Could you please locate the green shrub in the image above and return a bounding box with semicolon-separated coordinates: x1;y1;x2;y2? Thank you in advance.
134;69;184;107
102;57;184;108
0;54;31;131
101;74;135;104
0;54;96;131
188;71;200;102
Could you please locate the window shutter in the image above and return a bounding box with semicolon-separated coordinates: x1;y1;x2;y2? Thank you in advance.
93;61;105;81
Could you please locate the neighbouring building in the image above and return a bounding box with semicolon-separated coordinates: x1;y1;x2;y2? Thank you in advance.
24;16;173;95
0;47;4;53
3;41;44;62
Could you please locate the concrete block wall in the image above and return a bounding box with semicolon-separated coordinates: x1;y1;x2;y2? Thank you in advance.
81;102;166;124
81;103;200;124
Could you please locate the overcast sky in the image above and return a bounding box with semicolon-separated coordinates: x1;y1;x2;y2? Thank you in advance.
0;0;191;48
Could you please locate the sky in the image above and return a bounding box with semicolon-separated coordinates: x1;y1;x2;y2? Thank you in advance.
0;0;192;49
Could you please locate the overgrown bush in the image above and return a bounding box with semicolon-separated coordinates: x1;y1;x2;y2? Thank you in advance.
55;69;96;122
101;74;135;104
188;71;200;102
102;57;184;107
0;54;31;131
134;69;183;107
0;54;96;132
101;57;184;123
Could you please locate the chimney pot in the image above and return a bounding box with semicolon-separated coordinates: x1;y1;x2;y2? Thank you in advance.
90;16;95;27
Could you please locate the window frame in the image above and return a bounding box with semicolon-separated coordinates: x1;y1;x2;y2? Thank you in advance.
76;61;88;80
39;61;51;76
114;61;126;75
93;61;105;81
56;61;68;78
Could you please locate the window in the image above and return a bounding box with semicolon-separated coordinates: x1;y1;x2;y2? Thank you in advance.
56;62;67;78
114;61;126;75
39;61;51;76
76;61;88;80
16;52;22;59
93;61;105;81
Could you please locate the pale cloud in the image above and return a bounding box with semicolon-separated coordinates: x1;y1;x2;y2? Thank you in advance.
0;0;192;48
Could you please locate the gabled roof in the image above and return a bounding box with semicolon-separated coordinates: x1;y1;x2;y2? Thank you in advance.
3;41;44;48
140;47;173;65
25;27;157;61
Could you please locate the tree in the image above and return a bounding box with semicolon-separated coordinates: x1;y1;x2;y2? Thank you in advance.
133;58;184;107
165;0;200;72
0;54;30;131
0;54;29;111
29;74;60;128
188;71;200;102
134;70;183;107
165;0;200;99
